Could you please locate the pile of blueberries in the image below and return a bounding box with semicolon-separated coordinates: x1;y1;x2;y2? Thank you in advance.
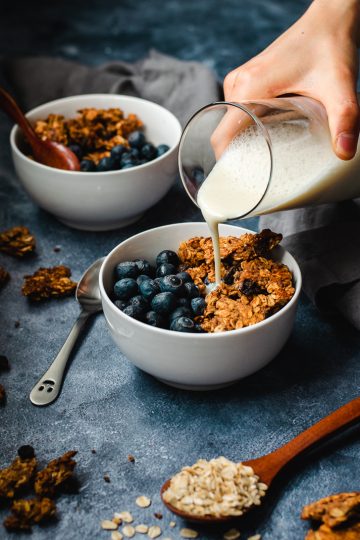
112;250;207;332
70;131;170;172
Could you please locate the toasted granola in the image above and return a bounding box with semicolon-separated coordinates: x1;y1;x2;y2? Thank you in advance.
302;492;360;529
0;454;37;499
4;497;56;531
22;265;77;301
34;450;77;497
178;230;294;332
34;108;143;165
0;226;36;257
305;523;360;540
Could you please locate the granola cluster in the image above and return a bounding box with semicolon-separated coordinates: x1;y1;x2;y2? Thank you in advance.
0;447;78;532
0;226;36;257
34;108;143;164
22;265;77;301
302;492;360;539
177;229;295;332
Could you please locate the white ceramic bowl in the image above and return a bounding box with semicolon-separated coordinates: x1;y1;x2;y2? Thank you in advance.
10;94;182;231
99;222;302;390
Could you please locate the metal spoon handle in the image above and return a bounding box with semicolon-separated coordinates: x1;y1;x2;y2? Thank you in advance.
29;310;90;406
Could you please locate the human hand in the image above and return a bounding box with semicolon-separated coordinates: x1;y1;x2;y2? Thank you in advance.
222;0;360;160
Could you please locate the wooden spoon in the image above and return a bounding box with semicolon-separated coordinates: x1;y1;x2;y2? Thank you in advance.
161;396;360;523
0;87;80;171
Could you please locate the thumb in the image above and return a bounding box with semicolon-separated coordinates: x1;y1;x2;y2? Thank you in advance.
324;91;360;160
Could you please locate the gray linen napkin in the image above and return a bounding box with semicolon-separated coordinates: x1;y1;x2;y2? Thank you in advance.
3;51;360;329
2;50;220;127
260;200;360;329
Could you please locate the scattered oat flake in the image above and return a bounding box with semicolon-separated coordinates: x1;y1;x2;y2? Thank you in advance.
122;525;135;538
136;495;151;508
247;536;261;540
101;520;118;530
180;528;198;538
135;524;149;534
224;529;241;540
148;525;162;538
117;511;133;523
169;521;176;528
112;532;123;540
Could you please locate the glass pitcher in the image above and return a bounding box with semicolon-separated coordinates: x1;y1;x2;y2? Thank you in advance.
178;97;360;222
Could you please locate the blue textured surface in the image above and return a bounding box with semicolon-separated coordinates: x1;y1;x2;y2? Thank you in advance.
1;1;360;539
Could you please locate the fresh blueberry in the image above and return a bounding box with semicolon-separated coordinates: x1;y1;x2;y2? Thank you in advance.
176;271;192;283
170;316;197;333
191;297;206;316
184;281;200;299
128;131;146;149
144;310;167;328
97;156;115;171
156;263;177;277
160;275;184;296
114;278;139;300
141;143;157;161
110;144;127;159
192;166;205;184
134;259;154;276
177;297;191;309
137;274;152;286
151;292;177;314
114;299;127;311
169;306;192;322
68;144;83;160
121;162;136;170
156;250;179;267
80;159;96;172
115;261;139;280
138;159;148;165
128;295;149;315
129;148;140;160
154;277;163;287
195;323;206;333
139;279;160;301
156;144;170;157
123;304;144;320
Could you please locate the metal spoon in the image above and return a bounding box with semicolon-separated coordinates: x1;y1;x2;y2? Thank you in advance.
29;258;105;406
161;396;360;522
0;87;80;171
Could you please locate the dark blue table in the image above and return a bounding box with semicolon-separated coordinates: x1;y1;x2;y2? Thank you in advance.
1;1;359;539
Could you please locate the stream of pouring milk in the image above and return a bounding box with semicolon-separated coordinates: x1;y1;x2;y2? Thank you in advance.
197;120;360;287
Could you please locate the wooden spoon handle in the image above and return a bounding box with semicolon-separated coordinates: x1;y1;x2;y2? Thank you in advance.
249;396;360;485
0;87;38;144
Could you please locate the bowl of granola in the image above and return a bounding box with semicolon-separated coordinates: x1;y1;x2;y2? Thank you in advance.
99;222;302;390
10;94;182;230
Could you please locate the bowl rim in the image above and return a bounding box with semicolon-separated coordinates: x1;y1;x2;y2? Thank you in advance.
99;222;302;339
9;93;182;176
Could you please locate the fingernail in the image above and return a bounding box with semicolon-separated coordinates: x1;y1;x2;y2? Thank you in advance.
335;132;357;158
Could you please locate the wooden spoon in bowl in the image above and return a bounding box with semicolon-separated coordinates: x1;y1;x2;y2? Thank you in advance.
161;396;360;523
0;87;80;171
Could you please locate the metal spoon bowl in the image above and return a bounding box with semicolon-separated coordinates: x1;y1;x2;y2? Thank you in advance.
29;257;104;406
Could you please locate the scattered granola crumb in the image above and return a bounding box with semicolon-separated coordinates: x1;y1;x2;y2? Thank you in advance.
112;532;124;540
113;516;123;526
22;265;77;301
123;525;136;538
0;384;6;405
224;529;241;540
136;495;151;508
116;512;133;523
0;226;36;257
104;474;111;483
102;520;118;531
180;528;198;538
154;512;163;519
169;521;176;528
14;320;20;328
163;456;267;518
128;455;135;463
135;524;149;534
148;525;162;538
53;245;61;253
0;266;9;288
0;355;10;372
91;449;97;454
